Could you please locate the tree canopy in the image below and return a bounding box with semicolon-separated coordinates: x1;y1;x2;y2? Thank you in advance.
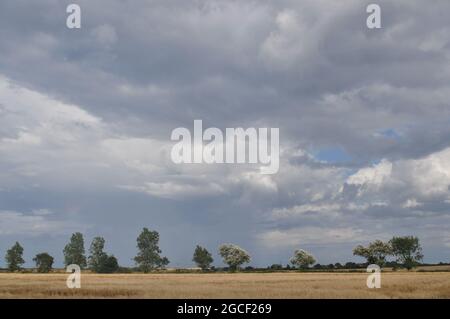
63;232;87;268
192;245;214;270
33;252;54;273
88;237;120;273
390;236;423;270
218;244;250;271
134;228;169;272
353;240;392;267
290;249;316;269
5;242;25;272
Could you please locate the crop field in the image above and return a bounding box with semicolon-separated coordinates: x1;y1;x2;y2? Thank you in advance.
0;271;449;299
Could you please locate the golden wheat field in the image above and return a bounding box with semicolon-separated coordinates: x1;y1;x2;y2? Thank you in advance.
0;272;449;299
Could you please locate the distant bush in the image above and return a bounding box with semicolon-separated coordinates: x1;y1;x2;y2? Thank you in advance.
313;264;323;269
116;267;133;273
268;264;283;270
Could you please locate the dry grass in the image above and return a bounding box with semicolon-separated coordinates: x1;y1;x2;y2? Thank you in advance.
0;272;449;299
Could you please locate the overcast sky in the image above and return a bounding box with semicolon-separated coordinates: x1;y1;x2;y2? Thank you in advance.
1;0;450;267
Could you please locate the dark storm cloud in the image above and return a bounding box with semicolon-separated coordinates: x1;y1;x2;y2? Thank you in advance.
1;0;449;153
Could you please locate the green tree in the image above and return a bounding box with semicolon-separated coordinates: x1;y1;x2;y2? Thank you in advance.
353;240;392;267
134;228;169;272
101;255;119;273
88;237;120;273
192;245;214;270
63;232;87;268
218;244;250;271
389;236;423;270
33;252;54;273
88;237;108;272
5;242;25;272
290;249;316;269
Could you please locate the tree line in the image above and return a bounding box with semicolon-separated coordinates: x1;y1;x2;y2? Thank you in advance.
2;228;427;273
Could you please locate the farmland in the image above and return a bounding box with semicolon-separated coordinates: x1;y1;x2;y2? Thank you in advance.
0;271;449;299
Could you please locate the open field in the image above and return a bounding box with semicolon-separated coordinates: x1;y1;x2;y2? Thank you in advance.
0;272;449;298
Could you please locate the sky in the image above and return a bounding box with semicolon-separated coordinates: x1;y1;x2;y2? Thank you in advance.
0;0;450;268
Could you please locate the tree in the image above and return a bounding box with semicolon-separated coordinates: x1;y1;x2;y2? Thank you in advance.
5;242;25;272
218;244;250;271
88;237;108;272
192;245;214;270
101;255;119;273
334;263;343;269
63;232;87;268
353;240;392;267
290;249;316;269
389;236;423;270
134;228;169;272
33;253;54;273
88;237;120;273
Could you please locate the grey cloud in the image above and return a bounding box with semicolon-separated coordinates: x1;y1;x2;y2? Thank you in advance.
0;0;450;266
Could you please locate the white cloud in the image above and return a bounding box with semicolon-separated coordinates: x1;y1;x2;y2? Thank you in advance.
272;203;341;219
118;180;226;199
260;9;308;68
347;147;450;201
347;159;392;188
237;172;278;193
258;226;367;248
403;198;420;208
0;210;87;236
101;137;170;174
